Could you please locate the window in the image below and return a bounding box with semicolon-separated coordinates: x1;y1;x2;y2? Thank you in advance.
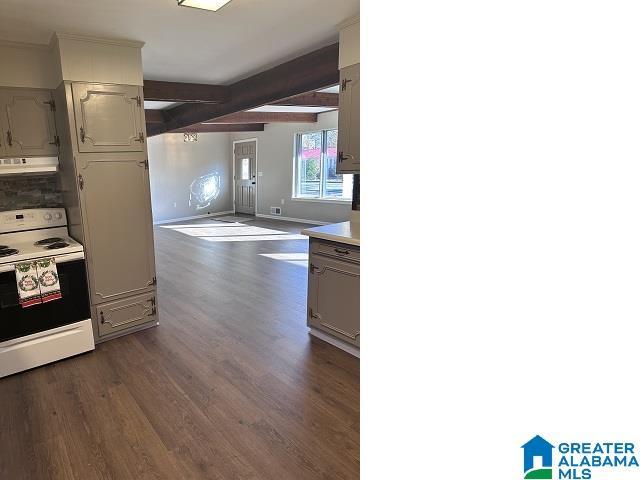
241;158;250;180
293;129;353;201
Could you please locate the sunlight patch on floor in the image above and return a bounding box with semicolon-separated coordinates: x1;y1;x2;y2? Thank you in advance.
259;252;309;266
160;222;244;229
162;222;307;242
201;234;307;242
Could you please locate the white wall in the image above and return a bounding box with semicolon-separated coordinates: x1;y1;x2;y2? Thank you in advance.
0;41;57;88
53;33;144;86
339;17;360;69
0;34;145;90
230;111;352;224
148;133;233;223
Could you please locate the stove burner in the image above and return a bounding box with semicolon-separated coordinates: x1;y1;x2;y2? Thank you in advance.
45;242;69;250
0;246;8;250
0;248;19;257
35;237;65;246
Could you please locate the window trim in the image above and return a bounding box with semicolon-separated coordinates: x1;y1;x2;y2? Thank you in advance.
291;197;352;204
292;128;352;202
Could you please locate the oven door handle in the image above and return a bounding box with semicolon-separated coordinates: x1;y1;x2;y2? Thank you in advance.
0;251;85;274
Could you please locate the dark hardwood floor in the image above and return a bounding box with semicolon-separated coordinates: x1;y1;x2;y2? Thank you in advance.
0;216;359;480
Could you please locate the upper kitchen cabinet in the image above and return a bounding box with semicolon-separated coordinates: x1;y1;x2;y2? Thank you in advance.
336;63;360;174
337;17;360;174
0;88;58;157
71;83;145;153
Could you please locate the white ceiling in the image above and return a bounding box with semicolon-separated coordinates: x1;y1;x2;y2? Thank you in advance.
0;0;359;84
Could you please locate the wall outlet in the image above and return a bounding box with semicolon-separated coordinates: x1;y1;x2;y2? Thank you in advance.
173;202;177;208
281;199;285;205
270;207;282;215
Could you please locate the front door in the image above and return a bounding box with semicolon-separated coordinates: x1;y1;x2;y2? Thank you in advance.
234;140;257;215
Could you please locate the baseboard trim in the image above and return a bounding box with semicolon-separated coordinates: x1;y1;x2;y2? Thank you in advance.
153;210;235;225
309;327;360;358
255;213;330;225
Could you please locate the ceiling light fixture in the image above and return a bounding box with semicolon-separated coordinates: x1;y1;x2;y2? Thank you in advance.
177;0;233;12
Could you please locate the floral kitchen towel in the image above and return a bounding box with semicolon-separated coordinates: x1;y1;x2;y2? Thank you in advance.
15;261;42;308
36;258;62;303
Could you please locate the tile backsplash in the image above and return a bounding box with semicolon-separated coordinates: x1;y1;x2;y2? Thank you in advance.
0;175;63;211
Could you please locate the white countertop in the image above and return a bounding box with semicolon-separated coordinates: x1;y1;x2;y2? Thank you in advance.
302;221;360;246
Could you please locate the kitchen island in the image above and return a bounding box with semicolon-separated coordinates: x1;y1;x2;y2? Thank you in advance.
302;221;360;357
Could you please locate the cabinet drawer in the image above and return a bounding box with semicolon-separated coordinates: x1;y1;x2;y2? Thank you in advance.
96;292;156;337
311;240;359;263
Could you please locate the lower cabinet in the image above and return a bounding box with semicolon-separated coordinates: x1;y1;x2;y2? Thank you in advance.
95;291;157;338
307;239;360;347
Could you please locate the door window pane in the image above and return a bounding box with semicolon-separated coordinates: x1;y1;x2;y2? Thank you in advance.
241;158;250;180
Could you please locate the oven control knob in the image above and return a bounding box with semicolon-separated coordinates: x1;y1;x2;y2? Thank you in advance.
44;213;52;221
55;212;63;220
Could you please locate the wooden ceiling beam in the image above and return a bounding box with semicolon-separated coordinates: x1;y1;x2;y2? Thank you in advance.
143;80;230;103
146;110;316;133
147;123;265;136
155;43;339;134
146;123;168;137
145;109;167;124
271;92;338;108
207;111;317;124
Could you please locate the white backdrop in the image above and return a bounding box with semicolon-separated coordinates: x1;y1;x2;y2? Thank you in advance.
365;1;640;478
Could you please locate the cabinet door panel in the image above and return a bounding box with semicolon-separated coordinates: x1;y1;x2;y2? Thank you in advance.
337;63;360;173
72;83;144;153
96;292;157;337
79;159;156;304
0;92;5;155
308;254;360;345
2;89;57;157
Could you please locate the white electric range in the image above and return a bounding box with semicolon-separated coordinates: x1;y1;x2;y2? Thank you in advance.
0;208;94;378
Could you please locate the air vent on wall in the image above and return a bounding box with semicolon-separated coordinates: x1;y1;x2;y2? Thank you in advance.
270;207;282;215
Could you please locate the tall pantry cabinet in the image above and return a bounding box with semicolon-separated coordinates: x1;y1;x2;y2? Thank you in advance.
55;81;158;342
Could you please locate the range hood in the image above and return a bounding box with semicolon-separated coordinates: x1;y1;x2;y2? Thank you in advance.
0;157;59;175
